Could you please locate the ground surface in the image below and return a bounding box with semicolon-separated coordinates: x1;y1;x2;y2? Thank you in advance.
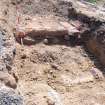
1;0;105;105
14;42;105;105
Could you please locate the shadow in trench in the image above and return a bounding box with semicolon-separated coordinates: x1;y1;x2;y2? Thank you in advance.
15;34;84;47
83;44;105;75
16;32;105;76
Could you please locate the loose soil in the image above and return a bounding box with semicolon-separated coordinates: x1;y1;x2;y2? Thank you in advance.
1;0;105;105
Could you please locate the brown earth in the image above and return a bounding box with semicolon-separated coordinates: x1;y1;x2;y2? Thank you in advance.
14;42;105;105
1;0;105;105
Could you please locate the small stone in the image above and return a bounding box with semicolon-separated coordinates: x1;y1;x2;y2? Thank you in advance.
50;63;60;70
43;39;49;44
90;67;104;80
23;36;36;45
13;48;16;56
21;54;27;59
47;98;55;105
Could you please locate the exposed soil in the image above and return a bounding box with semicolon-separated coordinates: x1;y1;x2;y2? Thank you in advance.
1;0;105;105
14;42;105;105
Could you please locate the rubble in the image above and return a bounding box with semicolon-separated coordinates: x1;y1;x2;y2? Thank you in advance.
0;86;23;105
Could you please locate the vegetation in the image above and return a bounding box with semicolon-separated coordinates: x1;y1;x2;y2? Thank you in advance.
88;0;97;3
87;0;105;4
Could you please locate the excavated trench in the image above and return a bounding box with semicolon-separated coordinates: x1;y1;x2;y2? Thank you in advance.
1;0;105;105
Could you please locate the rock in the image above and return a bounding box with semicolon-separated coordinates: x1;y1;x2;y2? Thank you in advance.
90;67;104;80
0;86;23;105
47;98;55;105
43;38;49;44
61;72;94;86
18;82;63;105
0;71;17;89
0;61;7;72
21;54;27;59
50;63;61;70
22;36;36;45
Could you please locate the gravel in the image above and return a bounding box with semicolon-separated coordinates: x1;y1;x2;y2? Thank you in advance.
0;30;16;71
0;86;23;105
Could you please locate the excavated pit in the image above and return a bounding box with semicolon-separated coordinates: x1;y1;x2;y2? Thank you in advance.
1;0;105;105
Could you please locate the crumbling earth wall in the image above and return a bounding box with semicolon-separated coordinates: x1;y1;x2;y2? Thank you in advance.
68;0;105;66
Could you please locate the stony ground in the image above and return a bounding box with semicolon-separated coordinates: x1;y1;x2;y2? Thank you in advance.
1;0;105;105
14;42;105;105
